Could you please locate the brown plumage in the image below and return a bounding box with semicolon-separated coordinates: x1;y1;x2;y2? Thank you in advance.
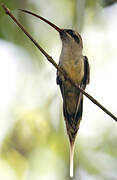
57;54;90;177
18;10;90;177
57;30;90;177
57;56;90;145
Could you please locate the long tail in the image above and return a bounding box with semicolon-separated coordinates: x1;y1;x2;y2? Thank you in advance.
56;76;84;177
64;96;83;178
70;141;75;177
69;93;83;177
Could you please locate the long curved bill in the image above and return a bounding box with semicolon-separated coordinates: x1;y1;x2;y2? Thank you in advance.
19;9;62;33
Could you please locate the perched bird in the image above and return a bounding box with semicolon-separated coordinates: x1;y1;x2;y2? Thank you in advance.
57;29;90;177
19;9;90;177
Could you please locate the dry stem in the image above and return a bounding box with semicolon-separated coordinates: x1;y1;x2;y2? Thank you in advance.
1;4;117;122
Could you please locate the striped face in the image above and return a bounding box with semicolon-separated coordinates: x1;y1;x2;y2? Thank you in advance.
66;30;80;44
60;29;83;48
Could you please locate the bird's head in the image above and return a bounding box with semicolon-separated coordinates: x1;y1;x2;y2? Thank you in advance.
59;29;83;49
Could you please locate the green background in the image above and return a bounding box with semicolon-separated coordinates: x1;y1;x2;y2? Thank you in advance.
0;0;117;179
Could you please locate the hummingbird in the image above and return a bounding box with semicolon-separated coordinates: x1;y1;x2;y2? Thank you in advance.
19;9;90;177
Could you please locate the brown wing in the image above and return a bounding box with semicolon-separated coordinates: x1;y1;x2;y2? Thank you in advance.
82;56;90;89
56;57;90;143
56;69;82;143
72;55;90;129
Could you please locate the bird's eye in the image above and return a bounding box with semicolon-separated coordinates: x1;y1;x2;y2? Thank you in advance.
66;30;80;44
66;30;73;35
72;34;80;44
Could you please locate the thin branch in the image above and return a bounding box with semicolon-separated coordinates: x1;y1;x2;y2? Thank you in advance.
1;4;117;122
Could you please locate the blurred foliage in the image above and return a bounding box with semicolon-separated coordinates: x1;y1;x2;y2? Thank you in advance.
103;0;117;6
0;0;117;59
0;0;117;180
86;0;117;7
0;0;43;63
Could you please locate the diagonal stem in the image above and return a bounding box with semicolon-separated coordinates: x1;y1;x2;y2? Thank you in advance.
1;4;117;122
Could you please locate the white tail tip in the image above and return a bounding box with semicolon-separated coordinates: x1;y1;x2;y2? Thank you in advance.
70;143;75;178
